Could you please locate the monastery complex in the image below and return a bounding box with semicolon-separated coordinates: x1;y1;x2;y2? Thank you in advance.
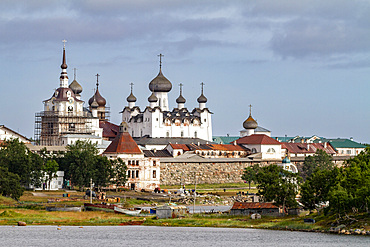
1;43;367;190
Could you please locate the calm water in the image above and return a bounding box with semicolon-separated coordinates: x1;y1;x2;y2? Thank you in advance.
0;225;368;247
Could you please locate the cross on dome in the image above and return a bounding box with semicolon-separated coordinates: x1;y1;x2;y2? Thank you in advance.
95;73;100;88
158;53;164;69
62;39;67;49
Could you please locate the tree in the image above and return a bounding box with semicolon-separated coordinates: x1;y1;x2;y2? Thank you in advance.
300;167;339;212
0;139;43;187
301;149;334;180
110;158;127;190
60;140;98;190
94;156;113;190
242;164;260;190
256;164;301;213
0;166;24;200
43;159;59;190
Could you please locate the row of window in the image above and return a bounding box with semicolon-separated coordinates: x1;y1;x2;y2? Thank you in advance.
127;170;157;179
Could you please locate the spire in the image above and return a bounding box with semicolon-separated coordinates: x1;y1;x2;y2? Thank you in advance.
59;39;69;88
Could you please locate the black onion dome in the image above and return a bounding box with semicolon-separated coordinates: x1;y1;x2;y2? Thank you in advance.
148;92;158;102
149;69;172;92
243;115;258;129
197;93;207;103
89;89;106;106
69;79;83;95
176;94;186;104
126;92;137;102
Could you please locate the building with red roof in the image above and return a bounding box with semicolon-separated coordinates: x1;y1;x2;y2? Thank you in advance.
102;122;160;191
236;134;282;161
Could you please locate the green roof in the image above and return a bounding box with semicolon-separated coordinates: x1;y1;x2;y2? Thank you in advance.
315;139;366;149
212;136;239;144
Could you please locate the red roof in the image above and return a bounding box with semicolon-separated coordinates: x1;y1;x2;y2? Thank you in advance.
169;143;190;151
231;202;278;210
236;134;281;145
103;131;142;154
281;142;336;154
99;120;119;139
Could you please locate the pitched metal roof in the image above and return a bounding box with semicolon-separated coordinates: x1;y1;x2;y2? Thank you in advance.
103;131;142;154
316;139;366;149
236;134;281;145
212;136;239;144
231;202;278;210
143;150;172;157
99;120;119;139
281;142;336;154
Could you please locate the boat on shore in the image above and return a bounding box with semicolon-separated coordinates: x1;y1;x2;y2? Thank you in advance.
114;206;142;216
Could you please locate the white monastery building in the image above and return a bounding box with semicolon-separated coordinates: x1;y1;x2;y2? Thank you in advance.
121;54;213;142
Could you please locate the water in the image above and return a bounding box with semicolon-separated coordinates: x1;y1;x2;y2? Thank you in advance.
0;225;368;247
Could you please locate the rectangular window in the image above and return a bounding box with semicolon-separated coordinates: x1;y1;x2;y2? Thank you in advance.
194;131;197;138
153;160;156;166
153;170;156;178
128;170;131;178
136;160;139;166
181;131;184;137
136;170;139;178
346;150;351;154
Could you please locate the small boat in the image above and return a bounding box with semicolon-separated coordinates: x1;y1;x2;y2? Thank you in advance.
84;203;117;212
114;206;141;216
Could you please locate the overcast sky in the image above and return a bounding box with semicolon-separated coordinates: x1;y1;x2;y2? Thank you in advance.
0;0;369;143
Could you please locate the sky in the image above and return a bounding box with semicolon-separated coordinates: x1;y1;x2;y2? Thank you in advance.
0;0;369;143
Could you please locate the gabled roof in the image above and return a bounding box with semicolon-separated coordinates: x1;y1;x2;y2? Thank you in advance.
0;125;31;143
143;150;172;157
281;142;336;154
169;143;190;151
103;131;142;154
315;138;366;149
99;120;119;139
236;134;281;145
231;202;278;210
212;136;239;144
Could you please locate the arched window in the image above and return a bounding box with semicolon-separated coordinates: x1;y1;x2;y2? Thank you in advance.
267;148;276;153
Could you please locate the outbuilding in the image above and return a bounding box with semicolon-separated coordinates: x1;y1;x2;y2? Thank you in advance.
230;202;280;216
156;204;188;219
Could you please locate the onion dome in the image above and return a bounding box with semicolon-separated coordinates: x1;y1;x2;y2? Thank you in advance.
69;80;83;95
197;93;207;103
89;75;106;107
127;92;137;103
197;82;207;103
176;83;186;104
126;83;137;102
282;155;291;164
243;115;258;129
177;94;186;104
89;88;106;106
149;69;172;92
148;92;158;102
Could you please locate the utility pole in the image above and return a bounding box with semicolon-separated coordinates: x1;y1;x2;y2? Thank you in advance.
193;171;197;215
90;178;93;204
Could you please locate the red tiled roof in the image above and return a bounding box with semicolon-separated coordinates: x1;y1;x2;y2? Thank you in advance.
281;142;336;154
231;202;278;210
169;143;190;151
208;144;247;151
103;132;142;154
99;120;119;138
236;134;281;145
